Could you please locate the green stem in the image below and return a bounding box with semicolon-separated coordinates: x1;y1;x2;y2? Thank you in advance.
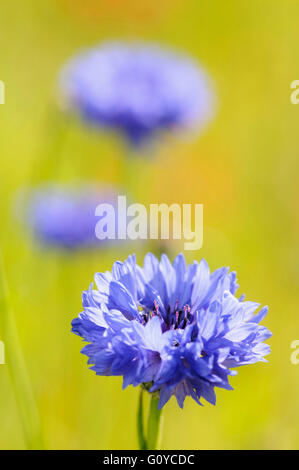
146;393;163;450
0;253;44;449
30;105;68;184
119;144;154;204
137;388;147;450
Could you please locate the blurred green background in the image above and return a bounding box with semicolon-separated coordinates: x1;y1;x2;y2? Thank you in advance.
0;0;298;450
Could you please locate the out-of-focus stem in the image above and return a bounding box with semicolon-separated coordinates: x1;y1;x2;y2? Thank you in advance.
0;253;44;449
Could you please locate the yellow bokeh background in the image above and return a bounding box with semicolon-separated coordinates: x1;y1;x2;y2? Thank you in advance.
0;0;298;449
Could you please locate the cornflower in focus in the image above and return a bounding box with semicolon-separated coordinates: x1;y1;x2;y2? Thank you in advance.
72;253;271;409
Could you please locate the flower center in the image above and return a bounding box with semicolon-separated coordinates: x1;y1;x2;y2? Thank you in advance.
141;300;193;331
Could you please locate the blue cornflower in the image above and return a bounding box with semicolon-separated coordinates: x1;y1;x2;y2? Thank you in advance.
26;184;117;249
72;253;271;409
60;42;214;146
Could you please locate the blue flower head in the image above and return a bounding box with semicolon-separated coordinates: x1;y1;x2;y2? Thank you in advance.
60;42;214;146
72;253;271;409
26;184;117;249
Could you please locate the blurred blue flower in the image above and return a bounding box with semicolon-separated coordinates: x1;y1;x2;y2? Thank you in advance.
26;184;117;249
72;253;271;409
60;42;214;146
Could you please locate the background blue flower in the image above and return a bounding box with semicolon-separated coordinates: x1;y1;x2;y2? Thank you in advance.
26;184;118;249
60;42;214;146
72;253;271;409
